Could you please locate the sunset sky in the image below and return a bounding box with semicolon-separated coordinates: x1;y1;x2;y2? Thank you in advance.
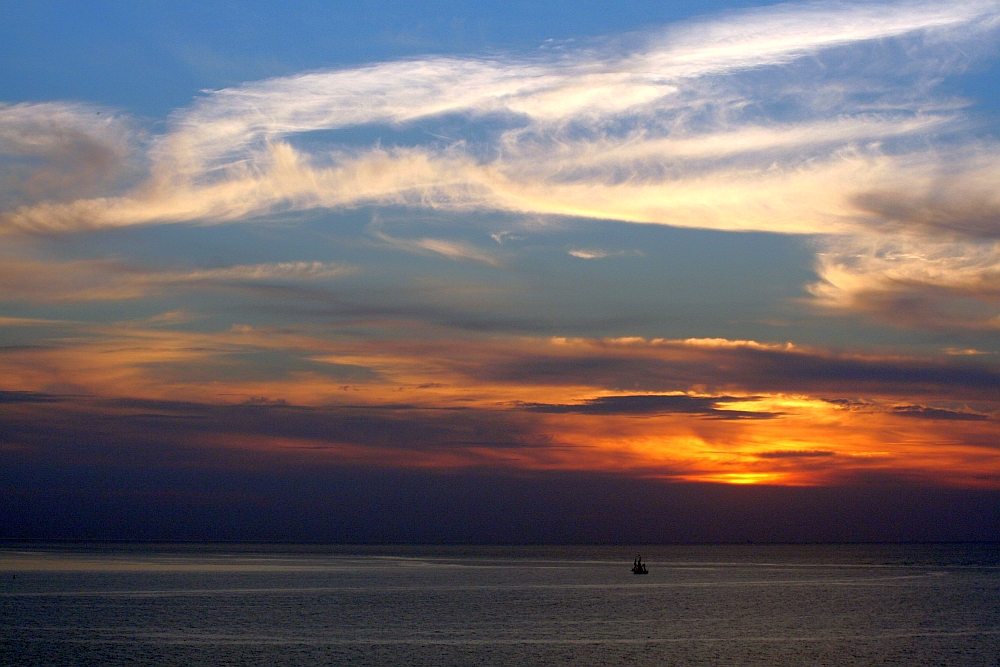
3;0;1000;542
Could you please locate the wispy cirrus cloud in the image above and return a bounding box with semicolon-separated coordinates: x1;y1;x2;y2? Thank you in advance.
3;0;998;232
3;0;1000;333
0;258;352;302
162;261;353;283
809;234;1000;329
371;229;501;265
0;102;138;211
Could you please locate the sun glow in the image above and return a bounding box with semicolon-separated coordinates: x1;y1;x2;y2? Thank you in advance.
682;472;791;485
1;320;998;488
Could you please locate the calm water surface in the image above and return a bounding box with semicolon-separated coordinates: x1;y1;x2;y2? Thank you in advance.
1;543;999;666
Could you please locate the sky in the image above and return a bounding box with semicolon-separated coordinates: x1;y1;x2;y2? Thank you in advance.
3;0;1000;543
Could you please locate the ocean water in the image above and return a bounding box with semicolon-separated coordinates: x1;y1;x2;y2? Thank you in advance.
1;544;998;666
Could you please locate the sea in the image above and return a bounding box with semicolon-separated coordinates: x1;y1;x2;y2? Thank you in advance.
1;543;998;666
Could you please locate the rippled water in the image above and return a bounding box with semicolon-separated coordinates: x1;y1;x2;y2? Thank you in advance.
2;544;999;666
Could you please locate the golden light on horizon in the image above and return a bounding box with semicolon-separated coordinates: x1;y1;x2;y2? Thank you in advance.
0;322;997;489
680;472;792;485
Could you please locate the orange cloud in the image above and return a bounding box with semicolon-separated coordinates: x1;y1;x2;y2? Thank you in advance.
1;326;997;488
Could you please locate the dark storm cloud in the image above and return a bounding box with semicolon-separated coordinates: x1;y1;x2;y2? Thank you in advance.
519;394;781;419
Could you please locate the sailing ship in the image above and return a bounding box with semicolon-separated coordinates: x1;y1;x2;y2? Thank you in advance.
632;555;648;574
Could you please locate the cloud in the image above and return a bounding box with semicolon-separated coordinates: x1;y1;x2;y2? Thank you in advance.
0;259;353;303
0;390;61;404
567;249;609;259
1;369;997;489
158;261;353;283
472;336;1000;399
0;258;151;302
640;0;999;76
0;328;998;487
0;102;137;211
4;2;1000;334
7;322;997;419
809;234;1000;329
890;405;991;420
519;393;781;419
372;229;501;265
0;316;75;327
800;147;1000;329
3;0;999;238
852;187;1000;241
755;449;837;458
130;311;200;327
565;248;639;259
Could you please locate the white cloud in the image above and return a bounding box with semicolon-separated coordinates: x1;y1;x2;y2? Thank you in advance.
568;249;610;259
373;229;500;266
638;0;999;77
809;234;1000;327
4;0;998;235
567;249;638;259
4;1;1000;331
